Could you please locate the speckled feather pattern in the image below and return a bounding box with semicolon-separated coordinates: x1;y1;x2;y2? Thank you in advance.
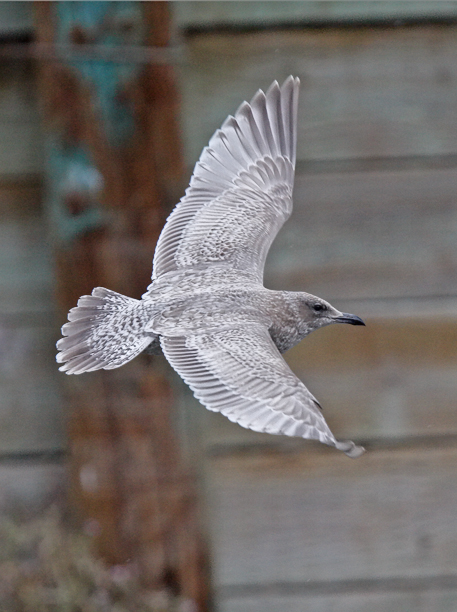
56;77;365;458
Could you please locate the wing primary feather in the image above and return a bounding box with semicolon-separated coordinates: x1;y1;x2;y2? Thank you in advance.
250;89;279;159
223;114;260;160
265;80;283;156
235;102;269;157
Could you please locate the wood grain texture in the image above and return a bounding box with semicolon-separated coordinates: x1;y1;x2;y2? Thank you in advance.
174;1;457;30
0;57;44;175
266;167;457;300
35;3;210;608
180;26;457;165
0;183;64;455
218;589;457;612
207;446;457;596
0;462;65;513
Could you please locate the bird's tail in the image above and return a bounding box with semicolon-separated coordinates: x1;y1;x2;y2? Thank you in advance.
56;287;156;375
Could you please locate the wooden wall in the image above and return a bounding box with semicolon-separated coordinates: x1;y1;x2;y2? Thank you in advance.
0;4;62;514
178;24;457;445
2;6;457;610
173;1;457;30
0;58;64;512
177;25;457;612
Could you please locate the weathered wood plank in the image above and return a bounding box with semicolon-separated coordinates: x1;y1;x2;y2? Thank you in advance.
0;217;54;314
0;462;65;512
0;183;64;455
219;589;457;612
0;184;52;314
206;446;457;589
35;3;211;608
0;58;44;175
174;1;457;30
0;324;64;454
265;167;457;300
180;26;457;164
0;2;33;35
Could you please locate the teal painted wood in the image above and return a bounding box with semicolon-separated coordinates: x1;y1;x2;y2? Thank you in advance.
44;1;146;243
45;141;104;243
56;1;144;146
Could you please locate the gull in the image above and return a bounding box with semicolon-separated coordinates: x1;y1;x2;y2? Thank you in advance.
57;76;366;458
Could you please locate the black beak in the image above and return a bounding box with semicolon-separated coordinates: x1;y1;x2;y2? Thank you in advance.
334;313;366;326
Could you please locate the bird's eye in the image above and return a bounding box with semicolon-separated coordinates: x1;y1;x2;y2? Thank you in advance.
312;303;327;313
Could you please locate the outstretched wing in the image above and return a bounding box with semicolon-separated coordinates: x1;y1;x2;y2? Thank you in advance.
161;325;364;457
151;76;299;285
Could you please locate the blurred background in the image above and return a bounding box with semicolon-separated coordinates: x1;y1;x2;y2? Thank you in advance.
1;2;457;611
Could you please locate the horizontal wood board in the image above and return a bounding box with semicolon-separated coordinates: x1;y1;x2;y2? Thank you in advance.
206;446;457;605
0;59;44;175
180;26;457;165
0;185;64;454
0;461;65;513
265;167;457;300
174;1;457;30
218;588;457;612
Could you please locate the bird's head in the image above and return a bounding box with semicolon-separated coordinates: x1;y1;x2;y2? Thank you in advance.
298;294;365;331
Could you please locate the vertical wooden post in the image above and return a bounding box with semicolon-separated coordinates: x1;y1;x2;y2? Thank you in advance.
34;3;212;610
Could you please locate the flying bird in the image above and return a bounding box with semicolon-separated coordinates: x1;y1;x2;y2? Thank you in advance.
57;76;366;458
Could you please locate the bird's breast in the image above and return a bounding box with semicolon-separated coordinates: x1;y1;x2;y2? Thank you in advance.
269;323;302;353
267;296;314;353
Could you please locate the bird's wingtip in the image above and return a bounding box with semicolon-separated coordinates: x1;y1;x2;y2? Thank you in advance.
336;439;366;459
